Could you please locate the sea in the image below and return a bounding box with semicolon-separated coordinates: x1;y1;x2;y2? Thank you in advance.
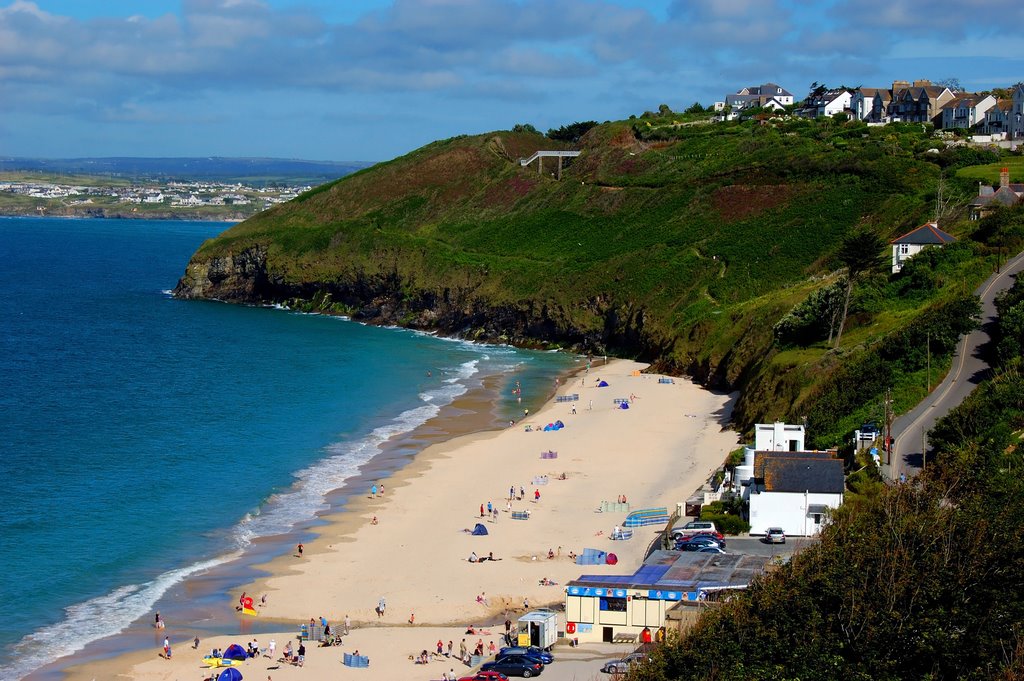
0;216;577;680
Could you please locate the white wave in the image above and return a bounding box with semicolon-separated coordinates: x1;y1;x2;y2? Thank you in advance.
2;554;236;681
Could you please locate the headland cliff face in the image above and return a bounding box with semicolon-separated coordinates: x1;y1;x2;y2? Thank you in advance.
173;242;659;359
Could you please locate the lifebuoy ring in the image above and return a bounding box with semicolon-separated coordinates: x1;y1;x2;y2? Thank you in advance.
566;622;576;634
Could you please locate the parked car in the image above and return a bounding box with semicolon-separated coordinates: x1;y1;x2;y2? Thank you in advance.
600;652;648;674
481;654;544;678
675;536;724;550
764;527;786;544
496;650;548;667
670;520;719;540
498;647;554;664
696;546;726;554
689;530;725;541
460;672;510;681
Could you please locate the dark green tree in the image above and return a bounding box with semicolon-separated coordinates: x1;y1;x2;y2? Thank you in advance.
684;101;705;114
834;229;886;347
546;121;598;143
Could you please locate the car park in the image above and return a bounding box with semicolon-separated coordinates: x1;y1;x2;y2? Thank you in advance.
675;536;725;550
498;647;554;664
764;527;786;544
496;650;548;667
481;654;544;678
460;672;510;681
696;546;726;554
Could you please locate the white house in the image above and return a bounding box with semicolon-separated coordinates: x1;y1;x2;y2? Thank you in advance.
725;83;794;112
1012;84;1024;139
800;89;853;118
754;422;805;452
747;451;844;536
850;88;884;121
890;222;957;273
939;94;996;130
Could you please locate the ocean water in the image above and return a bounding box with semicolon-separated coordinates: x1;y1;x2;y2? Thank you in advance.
0;217;575;680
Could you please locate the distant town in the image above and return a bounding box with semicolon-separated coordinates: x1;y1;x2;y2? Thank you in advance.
0;177;315;220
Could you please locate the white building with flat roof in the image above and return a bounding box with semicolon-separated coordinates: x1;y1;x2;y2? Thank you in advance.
754;422;805;452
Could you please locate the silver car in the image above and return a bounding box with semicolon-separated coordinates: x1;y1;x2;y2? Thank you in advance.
765;527;786;544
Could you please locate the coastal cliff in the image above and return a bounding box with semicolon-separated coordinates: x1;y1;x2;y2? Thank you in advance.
174;116;1001;441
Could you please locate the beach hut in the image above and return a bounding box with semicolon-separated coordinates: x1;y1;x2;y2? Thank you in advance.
217;669;243;681
471;523;489;535
517;610;558;649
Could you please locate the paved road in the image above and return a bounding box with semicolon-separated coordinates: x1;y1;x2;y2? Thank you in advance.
889;249;1024;480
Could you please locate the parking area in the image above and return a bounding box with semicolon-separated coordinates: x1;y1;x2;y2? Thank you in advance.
531;640;637;681
724;534;816;559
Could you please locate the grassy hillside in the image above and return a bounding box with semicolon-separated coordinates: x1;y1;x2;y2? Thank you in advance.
178;114;1021;441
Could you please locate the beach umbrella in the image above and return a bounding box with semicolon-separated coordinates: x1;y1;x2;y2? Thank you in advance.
217;668;243;681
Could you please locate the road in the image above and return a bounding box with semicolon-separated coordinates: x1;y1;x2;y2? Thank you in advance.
889;248;1024;480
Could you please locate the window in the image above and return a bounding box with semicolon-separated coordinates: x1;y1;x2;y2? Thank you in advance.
900;244;910;255
599;597;627;612
814;513;822;525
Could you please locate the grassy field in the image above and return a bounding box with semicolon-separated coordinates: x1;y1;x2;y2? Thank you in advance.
955;155;1024;183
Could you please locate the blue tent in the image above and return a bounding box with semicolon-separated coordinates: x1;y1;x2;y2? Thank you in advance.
597;380;609;387
222;644;248;661
472;523;488;535
554;420;564;429
619;402;630;410
217;669;243;681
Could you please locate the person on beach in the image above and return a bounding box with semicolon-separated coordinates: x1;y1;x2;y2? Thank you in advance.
268;639;276;658
480;503;485;517
571;403;577;414
534;489;541;502
239;591;247;609
377;596;386;618
460;639;467;660
548;548;555;559
154;612;163;629
193;636;200;650
509;485;515;500
379;483;385;496
492;508;498;522
296;543;303;557
296;642;305;667
371;515;378;525
487;501;493;515
344;614;351;635
488;640;497;655
162;636;171;659
447;640;453;657
409;612;415;624
371;484;378;498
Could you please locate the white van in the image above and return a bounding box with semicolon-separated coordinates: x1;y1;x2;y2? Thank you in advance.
670;520;719;540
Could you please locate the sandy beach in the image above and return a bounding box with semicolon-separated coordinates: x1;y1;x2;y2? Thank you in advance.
64;360;738;681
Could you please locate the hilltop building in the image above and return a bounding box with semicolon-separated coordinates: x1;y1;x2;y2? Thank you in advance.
940;94;997;130
890;222;957;273
798;89;853;119
724;83;794;113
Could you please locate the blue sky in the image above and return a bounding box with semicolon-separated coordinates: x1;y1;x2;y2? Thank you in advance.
2;0;1022;162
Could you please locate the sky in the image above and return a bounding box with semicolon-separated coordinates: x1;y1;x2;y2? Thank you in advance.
1;0;1022;162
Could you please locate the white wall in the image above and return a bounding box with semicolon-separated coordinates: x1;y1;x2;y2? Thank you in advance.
754;423;805;452
749;491;842;536
892;243;925;273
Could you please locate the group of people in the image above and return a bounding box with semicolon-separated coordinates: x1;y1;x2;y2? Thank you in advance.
468;551;501;563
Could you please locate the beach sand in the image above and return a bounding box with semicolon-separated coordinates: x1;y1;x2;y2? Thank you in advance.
63;360;738;681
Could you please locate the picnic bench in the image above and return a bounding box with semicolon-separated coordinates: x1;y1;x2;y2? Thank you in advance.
613;633;638;644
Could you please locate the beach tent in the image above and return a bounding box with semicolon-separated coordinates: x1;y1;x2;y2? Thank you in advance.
576;548;607;565
619;402;630;410
606;553;618;565
472;523;489;536
554;420;564;429
597;380;609;387
222;644;248;661
217;669;243;681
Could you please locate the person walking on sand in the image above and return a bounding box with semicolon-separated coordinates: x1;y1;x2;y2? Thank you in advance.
534;489;541;502
378;483;384;496
162;636;171;659
296;543;303;557
344;614;351;635
480;503;485;517
571;403;576;414
371;484;378;498
377;596;386;618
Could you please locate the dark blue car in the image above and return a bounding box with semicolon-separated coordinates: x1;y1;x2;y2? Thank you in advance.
498;647;554;664
481;653;544;678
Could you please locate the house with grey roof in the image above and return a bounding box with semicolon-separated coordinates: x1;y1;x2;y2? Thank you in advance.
724;83;794;114
890;222;957;273
969;167;1024;220
748;450;844;536
798;88;853;119
940;93;997;130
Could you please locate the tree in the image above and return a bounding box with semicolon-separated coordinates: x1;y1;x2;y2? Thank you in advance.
511;123;539;134
658;103;673;116
684;101;705;114
546;121;598;143
834;229;887;347
936;77;963;92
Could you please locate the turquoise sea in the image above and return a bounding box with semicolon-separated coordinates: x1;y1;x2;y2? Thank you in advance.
0;217;575;680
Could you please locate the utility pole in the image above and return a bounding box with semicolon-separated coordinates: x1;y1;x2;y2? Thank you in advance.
884;389;894;467
922;431;927;471
926;330;931;393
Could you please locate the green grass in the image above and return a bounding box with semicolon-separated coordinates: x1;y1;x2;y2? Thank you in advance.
956;156;1024;183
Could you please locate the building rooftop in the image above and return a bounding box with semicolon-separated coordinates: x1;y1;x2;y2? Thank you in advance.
567;550;771;600
891;222;957;245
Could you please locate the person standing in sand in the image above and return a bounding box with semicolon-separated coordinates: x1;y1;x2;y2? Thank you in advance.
371;484;378;498
378;483;384;496
162;636;171;659
344;614;351;635
377;596;386;618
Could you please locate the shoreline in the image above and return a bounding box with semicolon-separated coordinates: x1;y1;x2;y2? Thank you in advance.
27;357;573;680
62;359;740;681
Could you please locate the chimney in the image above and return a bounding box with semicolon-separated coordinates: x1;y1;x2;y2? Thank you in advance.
913;79;932;87
1001;167;1010;188
892;80;910;91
